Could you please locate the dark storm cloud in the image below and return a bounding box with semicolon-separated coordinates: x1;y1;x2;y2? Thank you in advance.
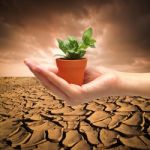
1;0;150;51
0;0;94;53
0;0;150;39
98;0;150;52
0;0;90;30
86;0;150;67
0;0;150;75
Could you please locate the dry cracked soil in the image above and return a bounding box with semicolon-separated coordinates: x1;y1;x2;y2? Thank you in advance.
0;77;150;150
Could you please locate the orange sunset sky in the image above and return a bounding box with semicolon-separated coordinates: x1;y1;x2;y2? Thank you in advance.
0;0;150;76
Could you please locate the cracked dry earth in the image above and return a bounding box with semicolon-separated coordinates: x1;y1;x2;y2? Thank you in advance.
0;77;150;150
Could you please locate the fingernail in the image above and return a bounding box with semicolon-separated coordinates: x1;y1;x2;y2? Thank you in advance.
24;58;33;66
25;60;36;70
24;58;34;64
24;58;31;65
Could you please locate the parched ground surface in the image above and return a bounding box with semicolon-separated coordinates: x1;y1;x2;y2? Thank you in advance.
0;77;150;150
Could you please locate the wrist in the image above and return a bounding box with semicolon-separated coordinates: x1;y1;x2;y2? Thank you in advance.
117;72;150;97
117;72;138;96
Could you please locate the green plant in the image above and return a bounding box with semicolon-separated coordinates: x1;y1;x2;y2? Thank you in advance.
57;27;96;59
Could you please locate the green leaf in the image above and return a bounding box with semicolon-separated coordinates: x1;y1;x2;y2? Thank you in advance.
57;27;96;59
57;39;67;53
78;42;88;50
83;37;91;45
90;45;96;48
89;39;96;47
68;36;77;41
66;50;82;59
68;50;75;54
79;50;86;58
54;54;66;58
82;27;93;41
90;39;96;44
63;39;70;49
68;39;79;51
63;38;79;51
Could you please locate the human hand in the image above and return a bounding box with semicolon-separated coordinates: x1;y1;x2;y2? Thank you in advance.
24;58;122;105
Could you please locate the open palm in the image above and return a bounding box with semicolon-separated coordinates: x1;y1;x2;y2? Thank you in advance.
24;59;120;105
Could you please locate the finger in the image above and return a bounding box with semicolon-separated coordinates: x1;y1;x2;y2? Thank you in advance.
24;58;58;74
28;65;70;101
82;75;106;89
83;71;100;84
24;58;39;66
35;66;74;97
24;58;75;97
81;76;106;99
40;65;58;74
47;67;58;74
24;58;72;104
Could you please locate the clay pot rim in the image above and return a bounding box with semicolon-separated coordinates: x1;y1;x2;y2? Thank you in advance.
56;57;87;61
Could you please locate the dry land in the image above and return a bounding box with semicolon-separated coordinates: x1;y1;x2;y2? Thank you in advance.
0;77;150;150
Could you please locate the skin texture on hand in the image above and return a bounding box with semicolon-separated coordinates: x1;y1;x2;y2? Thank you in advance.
118;72;150;98
24;58;150;105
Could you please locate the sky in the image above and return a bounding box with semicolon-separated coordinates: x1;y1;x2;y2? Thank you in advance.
0;0;150;76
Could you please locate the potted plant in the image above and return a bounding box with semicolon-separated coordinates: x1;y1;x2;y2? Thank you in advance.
56;27;96;85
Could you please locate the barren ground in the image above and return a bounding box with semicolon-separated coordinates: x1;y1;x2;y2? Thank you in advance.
0;77;150;150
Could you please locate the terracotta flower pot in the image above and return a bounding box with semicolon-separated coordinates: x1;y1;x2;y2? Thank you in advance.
56;58;87;85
